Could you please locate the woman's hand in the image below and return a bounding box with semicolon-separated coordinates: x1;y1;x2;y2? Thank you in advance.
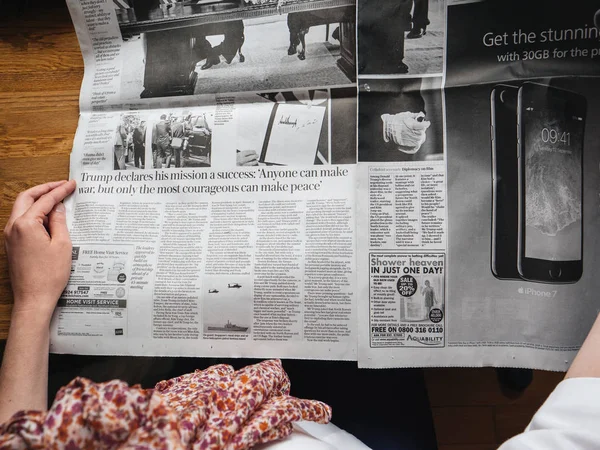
0;180;76;423
4;180;77;321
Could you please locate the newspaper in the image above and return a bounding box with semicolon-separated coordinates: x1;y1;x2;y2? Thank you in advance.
56;0;600;370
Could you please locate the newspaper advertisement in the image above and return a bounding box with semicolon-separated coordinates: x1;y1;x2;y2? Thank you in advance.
54;244;131;339
357;0;600;370
59;0;600;370
369;253;445;349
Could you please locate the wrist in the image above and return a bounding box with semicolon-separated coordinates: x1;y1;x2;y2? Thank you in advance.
9;311;52;340
11;296;56;331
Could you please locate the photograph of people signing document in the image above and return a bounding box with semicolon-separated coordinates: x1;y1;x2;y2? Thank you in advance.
235;90;328;167
235;88;358;167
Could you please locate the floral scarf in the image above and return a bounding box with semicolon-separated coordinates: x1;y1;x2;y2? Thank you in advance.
0;359;331;449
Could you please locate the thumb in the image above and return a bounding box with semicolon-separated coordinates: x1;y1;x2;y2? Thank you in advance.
48;202;70;243
412;118;430;131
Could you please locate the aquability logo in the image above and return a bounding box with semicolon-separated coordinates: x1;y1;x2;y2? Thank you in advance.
406;335;443;346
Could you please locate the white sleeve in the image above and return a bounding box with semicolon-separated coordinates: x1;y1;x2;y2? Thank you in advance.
254;422;372;450
500;378;600;449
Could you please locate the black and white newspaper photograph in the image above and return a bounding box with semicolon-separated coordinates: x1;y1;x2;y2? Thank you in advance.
358;0;445;75
149;109;214;169
202;276;252;337
358;77;444;162
235;88;357;166
113;113;147;170
115;0;356;99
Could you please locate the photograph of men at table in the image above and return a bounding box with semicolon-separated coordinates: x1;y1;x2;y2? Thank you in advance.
115;0;356;99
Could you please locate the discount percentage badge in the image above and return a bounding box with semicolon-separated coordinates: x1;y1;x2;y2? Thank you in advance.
397;275;417;297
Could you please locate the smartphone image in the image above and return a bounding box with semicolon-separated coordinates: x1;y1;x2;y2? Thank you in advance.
517;82;586;284
491;85;520;280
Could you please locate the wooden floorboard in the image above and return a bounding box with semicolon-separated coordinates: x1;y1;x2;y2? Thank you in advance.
425;368;563;448
432;406;496;445
0;1;81;337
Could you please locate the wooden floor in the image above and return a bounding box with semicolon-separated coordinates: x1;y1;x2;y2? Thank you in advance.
425;368;563;449
0;1;564;449
0;1;82;334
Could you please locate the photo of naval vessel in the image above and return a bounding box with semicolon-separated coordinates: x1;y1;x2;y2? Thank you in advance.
207;320;249;333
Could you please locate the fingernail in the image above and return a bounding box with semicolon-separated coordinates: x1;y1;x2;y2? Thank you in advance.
55;203;66;213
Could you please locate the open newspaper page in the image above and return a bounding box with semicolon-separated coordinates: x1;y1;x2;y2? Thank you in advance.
54;0;358;359
58;0;600;370
357;0;600;370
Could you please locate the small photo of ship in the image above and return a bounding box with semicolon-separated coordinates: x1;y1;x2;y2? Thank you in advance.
207;320;249;332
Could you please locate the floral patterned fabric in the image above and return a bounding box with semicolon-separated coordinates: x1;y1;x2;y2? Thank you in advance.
0;360;331;450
